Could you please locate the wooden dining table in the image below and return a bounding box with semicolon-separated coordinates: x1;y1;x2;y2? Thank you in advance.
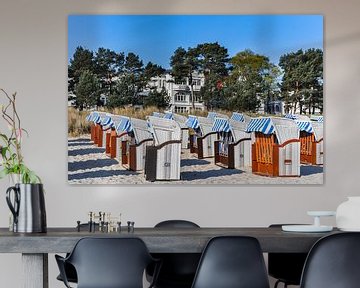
0;226;339;288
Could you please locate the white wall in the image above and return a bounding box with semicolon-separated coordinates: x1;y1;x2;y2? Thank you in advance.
1;0;360;287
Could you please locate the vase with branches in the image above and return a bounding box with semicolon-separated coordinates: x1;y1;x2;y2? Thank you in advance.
0;88;40;184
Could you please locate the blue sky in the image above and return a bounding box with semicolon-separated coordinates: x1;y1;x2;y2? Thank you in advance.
68;15;323;68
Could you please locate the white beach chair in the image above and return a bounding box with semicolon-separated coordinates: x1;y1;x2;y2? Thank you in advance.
246;117;300;177
145;116;182;181
164;111;189;149
86;111;107;146
186;115;218;159
285;115;324;165
212;117;252;170
120;118;153;171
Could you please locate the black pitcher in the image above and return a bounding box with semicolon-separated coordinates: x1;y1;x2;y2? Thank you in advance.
6;183;47;233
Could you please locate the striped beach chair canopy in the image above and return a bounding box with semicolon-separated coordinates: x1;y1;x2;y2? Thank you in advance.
284;115;314;134
101;113;115;128
147;116;181;146
185;115;200;129
231;112;245;122
86;111;96;122
207;111;217;120
246;117;299;145
295;120;314;133
115;116;133;134
212;117;231;133
86;111;106;124
310;115;324;122
284;114;299;120
163;111;173;120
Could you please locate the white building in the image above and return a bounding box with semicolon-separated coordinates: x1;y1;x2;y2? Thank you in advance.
148;72;206;113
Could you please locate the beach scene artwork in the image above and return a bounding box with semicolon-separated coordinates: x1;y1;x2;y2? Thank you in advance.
68;15;323;185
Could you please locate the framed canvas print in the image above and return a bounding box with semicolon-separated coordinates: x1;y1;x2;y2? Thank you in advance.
68;15;323;185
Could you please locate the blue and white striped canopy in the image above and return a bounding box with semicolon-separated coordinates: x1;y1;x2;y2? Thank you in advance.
231;112;245;122
207;112;217;120
246;118;275;134
295;121;314;133
101;115;114;127
185;115;200;129
164;112;173;120
310;115;324;122
115;117;133;133
212;118;231;132
86;112;99;123
284;114;299;120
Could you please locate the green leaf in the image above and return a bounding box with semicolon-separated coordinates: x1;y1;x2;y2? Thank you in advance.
0;168;9;179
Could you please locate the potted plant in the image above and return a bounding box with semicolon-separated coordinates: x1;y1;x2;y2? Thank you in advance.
0;88;46;233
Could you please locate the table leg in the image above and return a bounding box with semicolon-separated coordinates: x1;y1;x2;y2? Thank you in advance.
22;253;48;288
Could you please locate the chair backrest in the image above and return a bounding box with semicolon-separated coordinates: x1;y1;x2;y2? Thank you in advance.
67;237;154;288
300;232;360;288
155;220;200;228
192;236;269;288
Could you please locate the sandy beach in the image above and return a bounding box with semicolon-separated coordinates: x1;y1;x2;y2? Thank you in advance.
68;136;323;185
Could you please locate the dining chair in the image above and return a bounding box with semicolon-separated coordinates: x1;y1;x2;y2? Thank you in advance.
191;236;270;288
268;224;308;288
56;223;99;284
55;237;160;288
147;220;201;288
300;232;360;288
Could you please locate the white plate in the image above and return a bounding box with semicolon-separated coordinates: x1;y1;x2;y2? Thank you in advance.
282;225;333;232
307;211;336;217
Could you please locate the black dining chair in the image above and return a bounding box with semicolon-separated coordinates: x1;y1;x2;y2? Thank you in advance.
300;232;360;288
147;220;201;288
55;237;160;288
56;223;99;284
268;224;308;288
191;236;270;288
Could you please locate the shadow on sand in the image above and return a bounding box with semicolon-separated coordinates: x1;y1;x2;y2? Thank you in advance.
181;158;211;167
68;147;105;157
68;158;119;172
301;165;323;176
68;142;94;147
181;168;242;181
68;169;139;181
68;138;91;143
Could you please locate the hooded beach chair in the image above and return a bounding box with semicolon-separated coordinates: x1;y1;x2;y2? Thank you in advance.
212;117;252;170
246;117;300;177
105;115;131;161
164;111;189;149
297;117;323;166
145;116;182;181
186;115;218;159
86;111;107;146
120;117;153;171
285;115;324;165
230;112;251;123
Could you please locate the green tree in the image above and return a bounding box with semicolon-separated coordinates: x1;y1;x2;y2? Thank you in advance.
227;49;275;112
94;48;125;96
143;62;165;80
68;46;94;93
75;70;101;110
143;88;169;108
279;48;323;114
170;47;199;110
125;52;144;74
195;42;229;109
